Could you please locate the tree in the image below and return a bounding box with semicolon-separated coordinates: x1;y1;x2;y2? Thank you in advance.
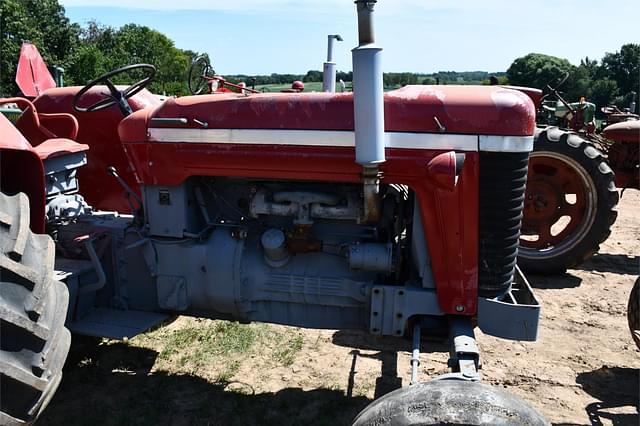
589;78;619;110
0;0;79;95
303;70;322;82
600;43;639;107
506;53;575;91
66;44;108;85
66;23;195;95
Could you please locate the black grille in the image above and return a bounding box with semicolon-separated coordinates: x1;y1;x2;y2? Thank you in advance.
478;151;529;297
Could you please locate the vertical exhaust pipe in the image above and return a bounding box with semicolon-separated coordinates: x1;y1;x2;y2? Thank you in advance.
353;0;384;222
323;34;343;93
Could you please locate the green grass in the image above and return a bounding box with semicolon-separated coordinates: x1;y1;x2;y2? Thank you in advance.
272;334;304;367
149;319;306;382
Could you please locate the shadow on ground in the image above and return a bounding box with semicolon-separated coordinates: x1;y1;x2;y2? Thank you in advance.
39;337;370;426
575;366;639;426
526;272;583;289
332;329;449;399
577;253;640;275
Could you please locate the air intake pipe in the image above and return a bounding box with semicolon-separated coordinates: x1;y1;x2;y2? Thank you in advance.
353;0;384;223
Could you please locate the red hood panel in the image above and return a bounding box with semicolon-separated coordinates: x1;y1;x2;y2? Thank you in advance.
603;120;640;143
129;85;535;139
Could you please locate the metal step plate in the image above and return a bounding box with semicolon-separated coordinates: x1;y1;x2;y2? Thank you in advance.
477;265;541;342
68;307;169;339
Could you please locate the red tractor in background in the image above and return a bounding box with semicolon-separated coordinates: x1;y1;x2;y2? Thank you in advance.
0;3;552;424
516;74;639;274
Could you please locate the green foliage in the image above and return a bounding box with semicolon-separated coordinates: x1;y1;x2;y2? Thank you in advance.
303;70;323;82
0;0;80;95
600;43;639;100
506;45;639;114
270;333;304;367
589;78;619;111
1;0;637;109
66;44;108;85
0;1;201;96
66;22;194;95
506;53;575;91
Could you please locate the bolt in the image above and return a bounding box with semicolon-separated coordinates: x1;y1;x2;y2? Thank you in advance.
455;305;465;312
372;328;379;333
398;290;404;296
396;330;402;335
396;313;403;318
373;289;380;295
373;311;378;316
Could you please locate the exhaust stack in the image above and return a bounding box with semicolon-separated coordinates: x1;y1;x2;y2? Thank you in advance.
353;0;384;222
323;34;343;93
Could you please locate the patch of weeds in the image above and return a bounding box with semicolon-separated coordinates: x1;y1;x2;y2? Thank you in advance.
273;334;304;367
215;360;241;383
213;321;258;356
156;320;261;381
158;326;203;360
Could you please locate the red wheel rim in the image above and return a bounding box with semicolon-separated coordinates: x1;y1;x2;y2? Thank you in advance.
520;151;597;257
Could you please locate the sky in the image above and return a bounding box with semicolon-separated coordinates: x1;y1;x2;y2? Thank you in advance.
59;0;640;76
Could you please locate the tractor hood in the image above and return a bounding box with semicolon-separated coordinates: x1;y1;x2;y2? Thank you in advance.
602;119;640;143
119;85;536;144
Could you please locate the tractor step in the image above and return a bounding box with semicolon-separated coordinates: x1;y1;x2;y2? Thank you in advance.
67;308;169;339
477;265;540;341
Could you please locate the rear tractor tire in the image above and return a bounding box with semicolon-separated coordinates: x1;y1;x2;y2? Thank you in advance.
518;126;618;274
352;379;549;426
628;277;640;351
0;192;71;425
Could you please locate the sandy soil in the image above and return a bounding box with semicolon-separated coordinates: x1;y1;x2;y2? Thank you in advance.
39;191;639;426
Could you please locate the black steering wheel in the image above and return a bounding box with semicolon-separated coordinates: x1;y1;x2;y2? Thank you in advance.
187;56;214;95
73;64;156;116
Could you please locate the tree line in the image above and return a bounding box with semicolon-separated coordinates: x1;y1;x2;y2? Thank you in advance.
1;0;637;112
506;47;639;113
0;0;200;96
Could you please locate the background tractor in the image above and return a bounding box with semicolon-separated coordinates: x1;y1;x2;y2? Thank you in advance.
0;2;549;424
517;74;638;274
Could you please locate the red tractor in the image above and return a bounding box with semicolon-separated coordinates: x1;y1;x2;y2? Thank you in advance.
1;2;548;424
517;75;639;274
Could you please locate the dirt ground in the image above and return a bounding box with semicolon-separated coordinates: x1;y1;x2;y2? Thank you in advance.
39;191;639;426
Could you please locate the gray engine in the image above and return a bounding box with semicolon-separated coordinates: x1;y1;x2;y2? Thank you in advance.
120;177;441;335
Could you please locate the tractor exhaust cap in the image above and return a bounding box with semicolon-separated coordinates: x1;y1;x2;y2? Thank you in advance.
355;0;376;44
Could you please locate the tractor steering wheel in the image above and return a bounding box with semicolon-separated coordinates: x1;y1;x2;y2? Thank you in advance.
188;56;214;95
73;64;156;116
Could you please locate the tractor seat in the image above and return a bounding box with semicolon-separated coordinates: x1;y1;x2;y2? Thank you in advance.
0;96;89;159
32;138;89;160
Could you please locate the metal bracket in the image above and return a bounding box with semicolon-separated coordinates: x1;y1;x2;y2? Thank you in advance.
78;237;107;294
445;317;480;381
369;285;443;336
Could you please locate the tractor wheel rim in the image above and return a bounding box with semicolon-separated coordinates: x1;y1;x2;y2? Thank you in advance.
519;151;597;259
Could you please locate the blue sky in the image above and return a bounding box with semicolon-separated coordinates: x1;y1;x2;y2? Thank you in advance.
60;0;639;76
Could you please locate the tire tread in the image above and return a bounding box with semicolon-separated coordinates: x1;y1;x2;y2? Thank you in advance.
0;192;71;424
